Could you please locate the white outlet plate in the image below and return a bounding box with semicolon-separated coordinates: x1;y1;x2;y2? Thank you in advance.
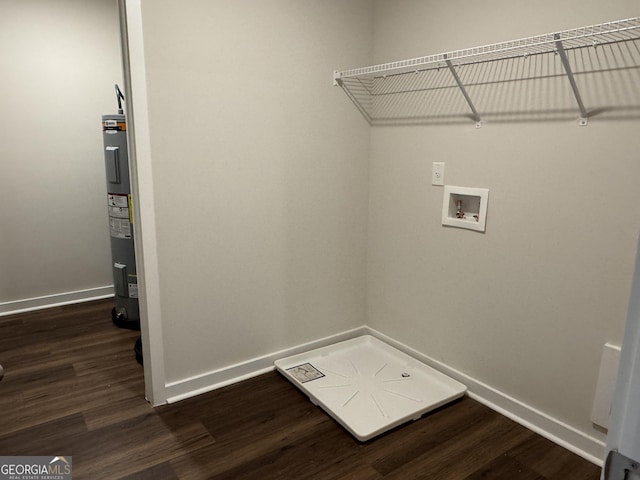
432;162;444;186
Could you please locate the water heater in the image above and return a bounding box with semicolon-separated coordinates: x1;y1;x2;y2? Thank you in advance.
102;104;140;330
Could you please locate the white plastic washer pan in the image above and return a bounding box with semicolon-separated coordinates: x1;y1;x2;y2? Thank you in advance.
274;335;467;441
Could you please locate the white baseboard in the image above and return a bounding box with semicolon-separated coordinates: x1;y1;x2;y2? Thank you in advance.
164;326;369;404
0;286;114;317
162;324;604;466
364;326;605;467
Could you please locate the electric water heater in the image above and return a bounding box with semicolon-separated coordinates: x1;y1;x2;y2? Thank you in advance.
102;110;140;330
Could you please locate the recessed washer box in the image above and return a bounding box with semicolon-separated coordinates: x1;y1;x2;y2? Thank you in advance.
275;335;467;441
442;185;489;232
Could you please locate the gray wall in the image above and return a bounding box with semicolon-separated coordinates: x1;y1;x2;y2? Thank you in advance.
139;0;373;383
0;0;121;305
367;0;640;442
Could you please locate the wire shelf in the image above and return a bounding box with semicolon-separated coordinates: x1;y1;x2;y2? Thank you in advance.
334;17;640;126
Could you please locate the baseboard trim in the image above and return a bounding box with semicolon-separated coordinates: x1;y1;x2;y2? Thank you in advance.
364;326;605;467
164;326;369;404
162;325;605;466
0;286;114;317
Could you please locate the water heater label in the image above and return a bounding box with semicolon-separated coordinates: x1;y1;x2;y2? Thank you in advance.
109;217;131;239
103;120;126;131
109;205;129;219
108;194;128;207
108;194;131;238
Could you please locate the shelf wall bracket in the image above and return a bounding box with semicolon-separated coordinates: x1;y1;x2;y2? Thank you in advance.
554;34;589;126
333;73;374;125
444;55;482;128
333;70;341;87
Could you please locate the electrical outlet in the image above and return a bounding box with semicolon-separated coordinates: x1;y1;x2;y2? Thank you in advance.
432;162;445;186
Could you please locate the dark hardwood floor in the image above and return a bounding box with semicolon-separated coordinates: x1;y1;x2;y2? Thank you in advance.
0;299;601;479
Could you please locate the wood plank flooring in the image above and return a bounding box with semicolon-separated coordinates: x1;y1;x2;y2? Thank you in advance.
0;299;602;479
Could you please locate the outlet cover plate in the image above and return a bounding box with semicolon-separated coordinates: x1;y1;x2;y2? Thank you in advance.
432;162;444;186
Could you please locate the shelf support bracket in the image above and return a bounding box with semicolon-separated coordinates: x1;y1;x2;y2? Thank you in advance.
554;34;588;126
445;55;482;128
333;70;341;87
333;74;374;125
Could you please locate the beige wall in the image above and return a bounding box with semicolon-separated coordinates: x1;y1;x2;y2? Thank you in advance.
368;0;640;442
139;0;373;383
6;0;637;448
0;0;121;304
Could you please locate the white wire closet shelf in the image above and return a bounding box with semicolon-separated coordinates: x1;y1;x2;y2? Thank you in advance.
333;17;640;126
